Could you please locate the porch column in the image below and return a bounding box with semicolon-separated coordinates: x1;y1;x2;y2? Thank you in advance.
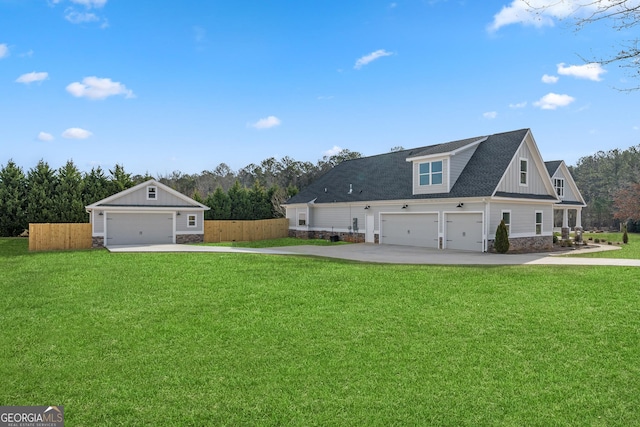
576;209;582;229
561;208;570;240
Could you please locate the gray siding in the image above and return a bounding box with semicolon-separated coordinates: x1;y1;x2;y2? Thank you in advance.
552;168;580;203
449;145;478;190
496;141;549;196
412;157;449;195
176;211;204;233
92;210;104;234
489;202;553;237
108;185;195;207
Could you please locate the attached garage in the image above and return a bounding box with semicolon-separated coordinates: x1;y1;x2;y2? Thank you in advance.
445;213;484;252
106;212;174;246
380;213;439;248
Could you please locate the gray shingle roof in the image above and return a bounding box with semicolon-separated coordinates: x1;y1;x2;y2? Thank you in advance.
545;160;562;177
286;129;530;204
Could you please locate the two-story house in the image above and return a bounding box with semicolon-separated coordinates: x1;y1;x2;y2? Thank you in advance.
284;129;586;252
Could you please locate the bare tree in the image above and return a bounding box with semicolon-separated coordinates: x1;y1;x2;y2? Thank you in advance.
527;0;640;90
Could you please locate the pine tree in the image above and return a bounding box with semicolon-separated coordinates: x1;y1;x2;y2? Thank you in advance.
83;166;111;206
0;160;28;236
494;219;510;254
26;160;58;223
205;187;231;220
228;180;251;220
56;160;86;222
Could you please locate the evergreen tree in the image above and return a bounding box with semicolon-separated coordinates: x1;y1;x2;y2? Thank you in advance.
26;160;58;223
494;219;510;254
0;160;28;236
249;181;271;220
82;166;111;206
109;164;134;193
205;187;231;220
56;160;86;222
228;180;251;220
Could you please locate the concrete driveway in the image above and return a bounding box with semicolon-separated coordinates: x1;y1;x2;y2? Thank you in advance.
107;243;640;267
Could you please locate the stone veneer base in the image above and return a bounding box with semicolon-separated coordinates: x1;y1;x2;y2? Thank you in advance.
487;235;553;253
289;229;365;243
176;234;205;244
92;236;104;248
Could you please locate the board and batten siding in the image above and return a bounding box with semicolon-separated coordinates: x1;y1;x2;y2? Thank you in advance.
448;145;478;191
551;169;580;203
109;185;193;207
496;142;549;196
489;202;553;237
412;157;449;195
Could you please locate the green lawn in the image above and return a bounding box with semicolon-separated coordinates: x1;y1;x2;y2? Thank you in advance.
572;232;640;259
1;238;639;426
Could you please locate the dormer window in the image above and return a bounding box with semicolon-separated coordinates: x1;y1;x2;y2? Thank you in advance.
520;159;528;186
419;160;443;186
554;178;565;198
147;186;157;200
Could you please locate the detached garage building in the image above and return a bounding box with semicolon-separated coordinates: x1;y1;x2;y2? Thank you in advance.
284;129;585;253
86;179;209;248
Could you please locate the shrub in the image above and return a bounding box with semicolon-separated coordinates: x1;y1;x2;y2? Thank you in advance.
594;238;600;243
553;234;558;244
623;227;629;244
494;220;510;254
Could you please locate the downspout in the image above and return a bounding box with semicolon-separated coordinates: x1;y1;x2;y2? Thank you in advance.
483;198;489;252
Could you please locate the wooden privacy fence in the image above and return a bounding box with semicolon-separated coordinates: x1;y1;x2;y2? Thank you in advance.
204;219;289;243
29;223;92;251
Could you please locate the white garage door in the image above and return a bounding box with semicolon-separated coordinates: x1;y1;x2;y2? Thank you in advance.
380;213;439;248
106;213;174;246
445;213;483;252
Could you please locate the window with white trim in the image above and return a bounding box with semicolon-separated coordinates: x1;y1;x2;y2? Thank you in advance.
520;159;528;186
147;186;157;200
554;178;565;198
298;212;306;226
187;214;196;227
502;210;511;235
535;211;543;235
419;160;443;186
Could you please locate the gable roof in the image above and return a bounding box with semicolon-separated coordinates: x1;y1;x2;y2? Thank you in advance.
545;160;563;177
286;129;547;204
85;179;209;210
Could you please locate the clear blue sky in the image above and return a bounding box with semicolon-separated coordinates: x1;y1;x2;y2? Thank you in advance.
1;0;638;176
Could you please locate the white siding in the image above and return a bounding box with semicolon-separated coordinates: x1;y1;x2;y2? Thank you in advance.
496;142;549;195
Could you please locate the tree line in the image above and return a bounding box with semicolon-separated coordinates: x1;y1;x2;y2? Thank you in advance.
569;144;640;230
3;141;639;237
0;149;363;237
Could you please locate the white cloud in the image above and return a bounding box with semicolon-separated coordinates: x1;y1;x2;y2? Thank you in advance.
65;10;99;23
16;72;49;84
62;127;93;139
249;116;281;130
354;49;394;70
509;101;527;109
541;74;559;84
534;93;575;110
483;111;498;119
66;76;134;100
488;0;594;32
70;0;107;8
557;62;606;81
324;145;343;157
0;43;8;59
38;132;54;141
